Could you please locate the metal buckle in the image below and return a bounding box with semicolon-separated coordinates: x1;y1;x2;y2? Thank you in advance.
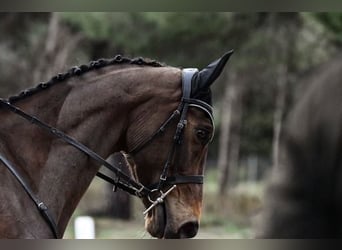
135;185;146;197
38;202;48;211
112;176;120;192
159;175;167;181
143;185;177;216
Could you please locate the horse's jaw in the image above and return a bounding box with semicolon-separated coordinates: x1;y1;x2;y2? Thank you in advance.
144;203;166;239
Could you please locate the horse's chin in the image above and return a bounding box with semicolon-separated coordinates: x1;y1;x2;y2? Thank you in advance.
144;204;166;239
144;199;201;239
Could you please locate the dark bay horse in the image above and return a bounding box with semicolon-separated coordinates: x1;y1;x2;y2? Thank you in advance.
0;53;232;238
256;54;342;238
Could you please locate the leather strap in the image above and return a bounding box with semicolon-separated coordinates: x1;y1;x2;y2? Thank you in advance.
147;175;203;190
166;175;203;185
153;68;204;190
0;154;59;238
0;99;151;198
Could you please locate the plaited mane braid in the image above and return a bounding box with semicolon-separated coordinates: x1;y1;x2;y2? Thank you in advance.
8;55;165;103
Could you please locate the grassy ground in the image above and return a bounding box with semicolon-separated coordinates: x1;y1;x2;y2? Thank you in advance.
64;218;253;239
63;168;264;239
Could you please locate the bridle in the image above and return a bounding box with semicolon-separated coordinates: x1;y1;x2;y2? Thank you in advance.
129;68;214;187
0;68;214;238
128;68;214;215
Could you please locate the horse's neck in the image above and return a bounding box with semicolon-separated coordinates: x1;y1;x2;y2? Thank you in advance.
0;83;72;185
0;65;180;237
0;69;137;236
41;76;134;232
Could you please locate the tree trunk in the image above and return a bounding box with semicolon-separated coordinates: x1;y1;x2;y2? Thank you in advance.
269;14;297;169
104;154;132;220
272;64;288;169
32;12;60;83
105;185;132;220
32;12;83;84
227;84;243;187
217;70;243;195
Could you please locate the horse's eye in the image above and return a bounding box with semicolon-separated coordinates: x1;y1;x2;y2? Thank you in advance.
195;129;210;143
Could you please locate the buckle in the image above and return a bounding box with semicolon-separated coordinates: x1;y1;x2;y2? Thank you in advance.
135;185;146;197
159;175;167;181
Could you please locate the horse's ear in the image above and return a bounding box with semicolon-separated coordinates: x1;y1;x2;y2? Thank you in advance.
193;50;234;90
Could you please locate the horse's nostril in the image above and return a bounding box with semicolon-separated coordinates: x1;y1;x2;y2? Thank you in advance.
178;221;199;238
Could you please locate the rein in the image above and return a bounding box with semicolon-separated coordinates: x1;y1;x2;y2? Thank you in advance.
0;68;214;238
0;100;151;198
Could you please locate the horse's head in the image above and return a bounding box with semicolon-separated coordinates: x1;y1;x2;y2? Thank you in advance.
125;52;233;238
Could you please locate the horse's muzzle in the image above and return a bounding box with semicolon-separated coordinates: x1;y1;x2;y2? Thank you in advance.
163;220;199;239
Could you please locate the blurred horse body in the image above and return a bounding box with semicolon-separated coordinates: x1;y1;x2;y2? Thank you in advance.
256;55;342;238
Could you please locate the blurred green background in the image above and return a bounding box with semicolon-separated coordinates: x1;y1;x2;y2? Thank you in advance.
1;12;342;238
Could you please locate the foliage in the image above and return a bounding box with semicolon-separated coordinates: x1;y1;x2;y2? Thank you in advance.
0;12;340;172
60;12;156;56
314;12;342;46
0;13;49;96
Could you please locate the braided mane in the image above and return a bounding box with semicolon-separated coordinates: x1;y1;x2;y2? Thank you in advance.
8;55;165;103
